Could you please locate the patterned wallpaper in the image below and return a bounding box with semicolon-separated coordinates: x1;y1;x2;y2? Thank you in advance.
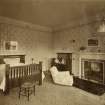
0;17;54;70
53;23;105;53
53;23;105;76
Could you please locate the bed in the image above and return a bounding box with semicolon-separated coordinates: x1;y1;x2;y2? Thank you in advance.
0;54;42;94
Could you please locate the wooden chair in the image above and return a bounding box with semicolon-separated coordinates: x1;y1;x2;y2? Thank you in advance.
19;82;35;101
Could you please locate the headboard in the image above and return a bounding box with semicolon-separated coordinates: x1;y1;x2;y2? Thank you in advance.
0;54;26;63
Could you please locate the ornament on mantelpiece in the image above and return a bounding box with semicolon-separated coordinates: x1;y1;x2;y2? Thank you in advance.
98;49;101;52
31;58;34;64
91;32;97;37
62;47;67;51
69;39;76;43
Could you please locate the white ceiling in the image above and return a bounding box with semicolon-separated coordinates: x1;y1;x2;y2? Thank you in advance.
0;0;105;28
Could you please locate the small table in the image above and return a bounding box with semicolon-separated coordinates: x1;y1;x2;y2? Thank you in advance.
19;82;35;101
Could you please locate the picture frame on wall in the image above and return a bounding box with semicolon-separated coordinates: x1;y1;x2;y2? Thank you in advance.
88;39;98;47
4;41;18;51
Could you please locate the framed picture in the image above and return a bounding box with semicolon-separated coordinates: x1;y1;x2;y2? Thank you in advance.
88;39;98;47
4;41;18;50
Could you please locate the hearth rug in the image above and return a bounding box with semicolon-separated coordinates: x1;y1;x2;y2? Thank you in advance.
73;77;105;96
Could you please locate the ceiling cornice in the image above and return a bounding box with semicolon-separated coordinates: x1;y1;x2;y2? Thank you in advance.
52;18;99;32
0;16;53;32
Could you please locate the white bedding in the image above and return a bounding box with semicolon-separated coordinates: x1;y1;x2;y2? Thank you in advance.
0;64;6;92
9;63;27;67
4;58;27;67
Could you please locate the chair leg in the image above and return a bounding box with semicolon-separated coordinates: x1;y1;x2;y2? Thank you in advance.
27;88;30;101
33;85;35;96
39;80;42;85
19;87;21;99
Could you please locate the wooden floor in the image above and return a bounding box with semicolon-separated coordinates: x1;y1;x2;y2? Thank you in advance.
0;75;105;105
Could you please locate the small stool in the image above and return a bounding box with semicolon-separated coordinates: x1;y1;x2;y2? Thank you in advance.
19;82;35;101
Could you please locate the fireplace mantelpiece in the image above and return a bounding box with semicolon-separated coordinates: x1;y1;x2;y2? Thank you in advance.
79;52;105;60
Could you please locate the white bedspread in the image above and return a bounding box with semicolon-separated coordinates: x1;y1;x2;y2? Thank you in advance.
9;63;27;67
0;64;6;92
4;58;27;67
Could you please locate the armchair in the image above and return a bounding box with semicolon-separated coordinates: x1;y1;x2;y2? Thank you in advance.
50;66;73;86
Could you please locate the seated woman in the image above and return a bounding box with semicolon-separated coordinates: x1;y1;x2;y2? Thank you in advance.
54;57;67;71
50;59;73;86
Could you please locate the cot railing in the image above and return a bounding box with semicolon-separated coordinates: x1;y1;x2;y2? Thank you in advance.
5;62;42;94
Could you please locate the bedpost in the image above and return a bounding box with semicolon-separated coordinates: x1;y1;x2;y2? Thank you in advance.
5;64;10;94
39;61;42;85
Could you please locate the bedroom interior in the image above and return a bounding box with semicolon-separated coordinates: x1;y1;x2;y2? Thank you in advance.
1;0;105;105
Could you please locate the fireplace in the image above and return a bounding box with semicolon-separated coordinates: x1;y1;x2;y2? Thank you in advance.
81;59;105;84
73;53;105;95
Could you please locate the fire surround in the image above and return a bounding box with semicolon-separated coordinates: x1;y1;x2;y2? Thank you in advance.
73;52;105;95
81;59;105;84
